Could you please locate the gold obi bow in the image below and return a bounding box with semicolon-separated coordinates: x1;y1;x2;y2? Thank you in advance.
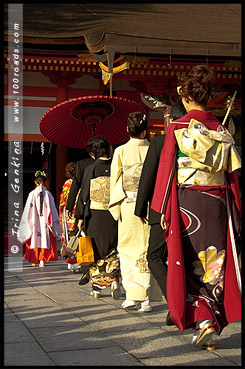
174;119;241;174
90;176;111;210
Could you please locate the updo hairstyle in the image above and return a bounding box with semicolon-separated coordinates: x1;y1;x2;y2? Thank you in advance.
178;65;214;107
86;135;111;159
65;162;77;179
34;170;46;185
34;170;46;216
127;112;148;138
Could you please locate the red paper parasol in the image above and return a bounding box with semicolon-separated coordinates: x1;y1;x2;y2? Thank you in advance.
39;95;143;148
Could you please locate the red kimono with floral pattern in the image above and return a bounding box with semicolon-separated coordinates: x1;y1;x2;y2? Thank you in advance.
59;179;78;247
151;109;241;334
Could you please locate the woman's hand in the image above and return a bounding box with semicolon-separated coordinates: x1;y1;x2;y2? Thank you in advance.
65;210;72;218
161;213;167;230
140;216;148;224
77;219;83;230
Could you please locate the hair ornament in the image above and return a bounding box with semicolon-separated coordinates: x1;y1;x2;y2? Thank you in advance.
177;86;182;95
35;170;46;178
139;114;146;125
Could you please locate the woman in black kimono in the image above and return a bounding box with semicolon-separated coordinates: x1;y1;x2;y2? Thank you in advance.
75;136;120;299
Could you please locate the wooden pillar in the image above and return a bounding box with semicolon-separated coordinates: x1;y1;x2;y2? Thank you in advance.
42;153;49;190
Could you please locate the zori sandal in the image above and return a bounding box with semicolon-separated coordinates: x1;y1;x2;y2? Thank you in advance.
201;341;216;351
195;321;216;347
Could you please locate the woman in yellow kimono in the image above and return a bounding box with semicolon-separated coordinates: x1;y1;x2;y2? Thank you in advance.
109;112;161;312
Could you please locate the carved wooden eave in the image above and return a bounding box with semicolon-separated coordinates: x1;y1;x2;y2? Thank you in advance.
102;33;241;74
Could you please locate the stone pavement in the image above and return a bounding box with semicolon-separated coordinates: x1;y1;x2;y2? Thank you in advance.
4;256;242;366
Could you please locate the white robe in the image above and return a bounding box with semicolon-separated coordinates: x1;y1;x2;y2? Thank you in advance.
17;186;62;249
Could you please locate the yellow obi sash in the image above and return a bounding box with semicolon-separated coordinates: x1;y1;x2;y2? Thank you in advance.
121;163;143;202
90;176;110;210
174;119;241;185
122;163;143;192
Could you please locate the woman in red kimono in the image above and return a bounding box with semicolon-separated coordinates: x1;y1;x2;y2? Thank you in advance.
59;162;81;272
59;162;77;241
151;65;241;351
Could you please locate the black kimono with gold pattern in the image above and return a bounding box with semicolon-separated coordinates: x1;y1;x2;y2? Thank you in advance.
75;158;119;288
75;158;118;260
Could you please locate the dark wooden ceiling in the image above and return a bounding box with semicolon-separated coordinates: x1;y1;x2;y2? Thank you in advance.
4;3;242;57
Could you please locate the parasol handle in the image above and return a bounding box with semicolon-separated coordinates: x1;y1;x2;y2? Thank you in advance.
222;90;237;126
91;123;96;136
110;75;113;96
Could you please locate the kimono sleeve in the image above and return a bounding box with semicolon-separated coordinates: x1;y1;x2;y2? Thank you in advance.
151;124;177;214
74;165;92;220
109;147;126;220
135;136;165;218
48;191;62;238
59;181;69;216
17;191;34;243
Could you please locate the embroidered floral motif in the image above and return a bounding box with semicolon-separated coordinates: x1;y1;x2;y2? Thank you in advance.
123;163;143;191
59;178;77;231
135;257;149;273
132;165;143;189
132;176;140;189
193;246;225;286
89;250;120;287
90;176;110;210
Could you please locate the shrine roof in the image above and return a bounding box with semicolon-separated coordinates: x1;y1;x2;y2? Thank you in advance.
4;3;241;57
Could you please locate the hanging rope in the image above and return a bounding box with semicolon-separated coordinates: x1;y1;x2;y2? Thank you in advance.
41;142;45;155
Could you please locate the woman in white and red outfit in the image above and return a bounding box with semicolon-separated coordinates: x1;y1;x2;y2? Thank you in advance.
151;65;241;350
18;171;62;267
